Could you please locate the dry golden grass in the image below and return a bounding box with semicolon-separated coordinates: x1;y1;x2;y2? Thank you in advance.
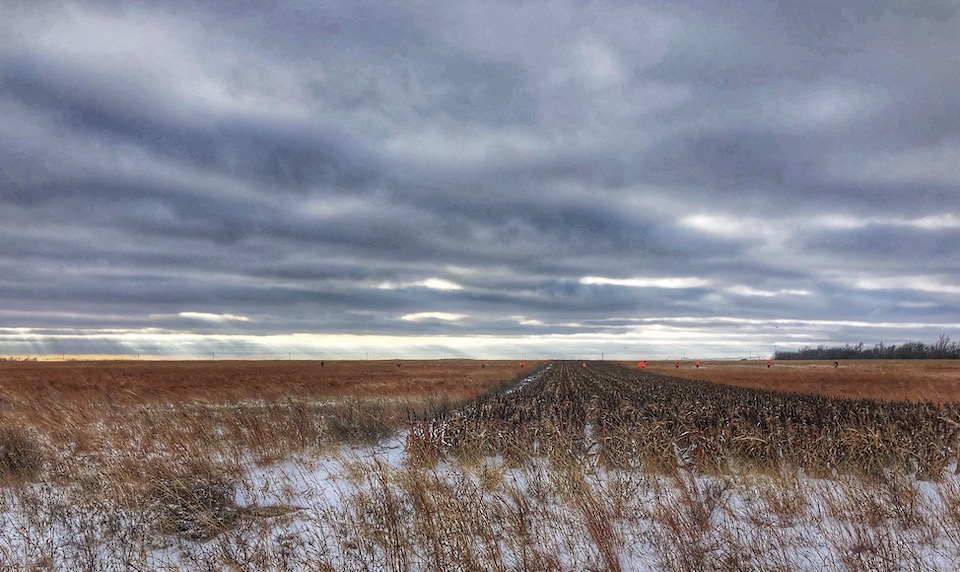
3;359;960;570
635;359;960;403
0;359;539;405
0;359;540;480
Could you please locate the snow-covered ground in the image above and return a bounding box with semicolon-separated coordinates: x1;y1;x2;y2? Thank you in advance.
236;444;960;572
3;433;959;571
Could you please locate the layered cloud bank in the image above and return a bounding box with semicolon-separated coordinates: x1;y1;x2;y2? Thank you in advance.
2;2;958;357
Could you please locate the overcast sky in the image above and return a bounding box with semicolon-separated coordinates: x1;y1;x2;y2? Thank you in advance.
2;1;959;359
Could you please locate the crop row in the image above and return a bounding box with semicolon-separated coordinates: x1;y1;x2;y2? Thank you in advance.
408;361;960;478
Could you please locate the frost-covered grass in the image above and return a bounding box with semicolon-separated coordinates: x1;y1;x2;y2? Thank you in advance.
2;360;960;570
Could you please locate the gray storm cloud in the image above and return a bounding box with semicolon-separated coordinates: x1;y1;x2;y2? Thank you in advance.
1;1;959;358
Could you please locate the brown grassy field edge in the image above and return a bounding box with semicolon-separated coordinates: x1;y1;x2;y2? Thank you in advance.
636;359;960;403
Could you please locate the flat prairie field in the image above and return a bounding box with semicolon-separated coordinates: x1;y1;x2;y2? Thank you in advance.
638;359;960;403
3;358;958;404
2;359;960;570
0;359;541;404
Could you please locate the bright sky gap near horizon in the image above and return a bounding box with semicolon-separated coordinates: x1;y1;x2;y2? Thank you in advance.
2;2;959;360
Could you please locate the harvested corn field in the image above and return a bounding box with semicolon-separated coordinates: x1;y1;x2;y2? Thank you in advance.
411;361;960;478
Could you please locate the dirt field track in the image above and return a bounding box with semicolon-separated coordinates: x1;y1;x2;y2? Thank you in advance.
1;358;958;404
635;359;960;403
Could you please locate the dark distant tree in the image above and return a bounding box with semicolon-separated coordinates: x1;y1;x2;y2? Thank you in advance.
934;334;951;358
774;335;959;360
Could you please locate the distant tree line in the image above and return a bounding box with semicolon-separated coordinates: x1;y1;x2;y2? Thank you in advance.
774;334;960;360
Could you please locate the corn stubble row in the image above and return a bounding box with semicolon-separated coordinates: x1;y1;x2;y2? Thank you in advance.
408;361;960;479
